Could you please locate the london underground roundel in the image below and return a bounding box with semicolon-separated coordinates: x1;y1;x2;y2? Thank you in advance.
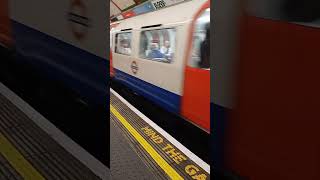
131;61;138;74
68;0;90;41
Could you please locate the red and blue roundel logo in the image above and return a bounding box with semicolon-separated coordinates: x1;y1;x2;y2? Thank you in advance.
131;61;138;74
68;0;90;40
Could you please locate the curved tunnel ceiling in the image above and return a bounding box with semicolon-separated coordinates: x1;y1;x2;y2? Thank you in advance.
110;0;148;18
110;0;188;22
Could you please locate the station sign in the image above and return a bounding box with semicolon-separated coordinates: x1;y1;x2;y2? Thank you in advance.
151;0;185;10
133;2;154;15
111;0;187;23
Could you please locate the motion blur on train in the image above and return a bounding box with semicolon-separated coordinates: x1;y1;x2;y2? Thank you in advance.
214;0;320;179
0;0;108;109
110;0;211;133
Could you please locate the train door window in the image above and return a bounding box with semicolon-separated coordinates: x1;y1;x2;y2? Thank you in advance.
115;32;132;56
139;28;176;63
188;8;210;69
246;0;320;26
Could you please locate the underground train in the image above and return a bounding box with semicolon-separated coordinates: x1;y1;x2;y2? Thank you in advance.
110;0;211;133
1;0;108;109
213;0;320;179
0;0;11;49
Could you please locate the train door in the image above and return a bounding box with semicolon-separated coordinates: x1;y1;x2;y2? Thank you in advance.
110;50;114;77
225;0;320;179
112;29;134;78
110;23;119;77
181;1;210;132
0;0;12;48
128;25;182;114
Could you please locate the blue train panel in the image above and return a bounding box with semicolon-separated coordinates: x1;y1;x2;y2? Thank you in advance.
212;103;228;170
12;21;108;107
114;69;180;114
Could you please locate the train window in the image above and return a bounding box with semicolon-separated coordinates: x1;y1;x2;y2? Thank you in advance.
246;0;320;26
115;32;132;56
139;28;176;63
189;8;210;69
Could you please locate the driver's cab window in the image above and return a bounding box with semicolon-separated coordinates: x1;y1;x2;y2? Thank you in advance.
189;8;210;69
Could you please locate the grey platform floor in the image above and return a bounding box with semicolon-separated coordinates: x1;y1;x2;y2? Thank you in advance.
110;116;158;180
0;83;107;180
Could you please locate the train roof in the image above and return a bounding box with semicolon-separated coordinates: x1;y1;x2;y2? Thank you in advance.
111;0;208;31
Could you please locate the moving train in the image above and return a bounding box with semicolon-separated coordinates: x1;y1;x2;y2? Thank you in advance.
0;0;108;109
214;0;320;179
110;0;211;133
0;0;12;48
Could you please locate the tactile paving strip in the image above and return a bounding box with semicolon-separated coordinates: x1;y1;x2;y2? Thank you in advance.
110;115;160;180
0;154;23;180
0;93;101;180
110;92;210;180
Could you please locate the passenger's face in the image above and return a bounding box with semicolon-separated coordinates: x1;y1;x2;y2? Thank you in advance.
165;41;170;47
151;44;157;50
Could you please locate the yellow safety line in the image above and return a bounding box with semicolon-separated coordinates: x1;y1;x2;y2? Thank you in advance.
0;132;45;180
110;105;184;180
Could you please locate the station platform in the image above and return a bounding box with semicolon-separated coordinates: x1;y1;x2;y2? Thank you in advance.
0;82;108;180
110;89;210;179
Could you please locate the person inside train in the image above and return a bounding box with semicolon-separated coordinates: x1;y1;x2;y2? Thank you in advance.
199;23;210;69
140;33;149;57
119;39;131;55
160;40;173;61
147;43;165;59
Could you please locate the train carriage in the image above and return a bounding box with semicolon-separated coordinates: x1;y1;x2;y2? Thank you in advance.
213;0;320;179
7;0;109;108
0;0;12;48
110;0;211;132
